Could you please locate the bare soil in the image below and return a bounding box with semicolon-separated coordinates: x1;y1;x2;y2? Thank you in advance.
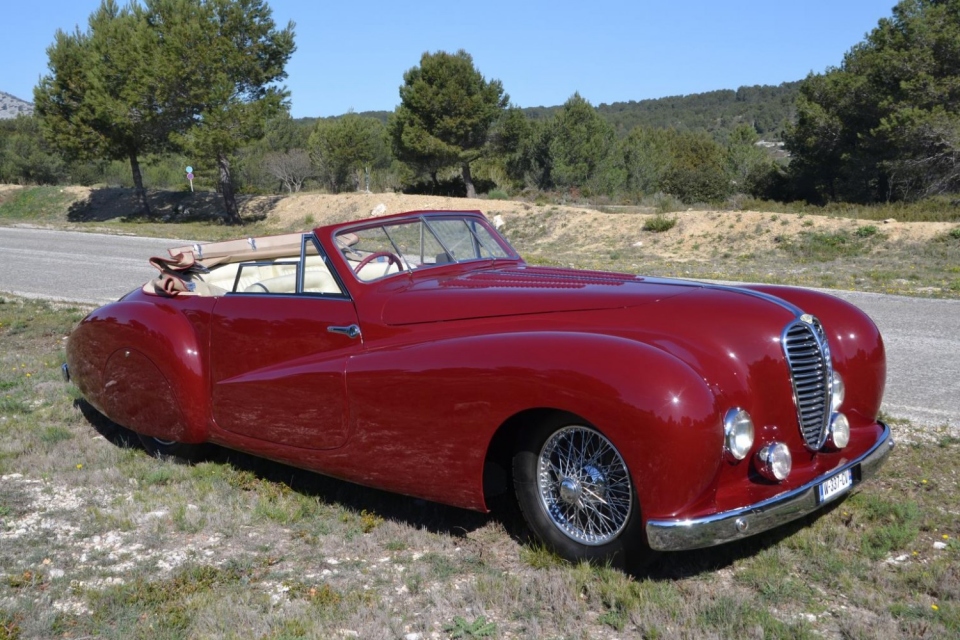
259;192;954;256
56;186;955;251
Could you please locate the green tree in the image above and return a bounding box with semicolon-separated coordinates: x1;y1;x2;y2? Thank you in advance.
261;112;310;152
548;93;621;193
492;106;552;189
33;0;293;221
34;0;177;216
621;126;673;195
234;112;309;194
390;50;508;197
660;130;731;203
150;0;295;224
621;127;731;203
309;113;387;193
726;123;776;194
786;0;960;203
0;116;66;185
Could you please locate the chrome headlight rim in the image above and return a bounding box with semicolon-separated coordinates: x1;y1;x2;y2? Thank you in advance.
723;408;755;462
827;412;851;449
755;441;792;481
831;371;845;412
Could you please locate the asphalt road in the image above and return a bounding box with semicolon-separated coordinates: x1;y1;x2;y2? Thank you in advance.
828;289;959;430
1;226;956;429
0;226;189;304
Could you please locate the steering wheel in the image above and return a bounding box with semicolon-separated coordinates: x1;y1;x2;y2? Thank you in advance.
354;251;403;276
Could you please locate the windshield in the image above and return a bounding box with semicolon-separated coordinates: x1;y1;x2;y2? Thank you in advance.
336;215;516;282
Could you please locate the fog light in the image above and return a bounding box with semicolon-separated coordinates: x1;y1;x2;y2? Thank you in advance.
828;412;850;449
724;408;755;461
831;372;845;412
755;442;792;481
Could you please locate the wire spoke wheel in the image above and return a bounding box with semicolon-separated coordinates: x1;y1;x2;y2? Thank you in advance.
536;425;633;546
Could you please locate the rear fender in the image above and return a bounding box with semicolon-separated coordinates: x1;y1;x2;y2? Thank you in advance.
67;300;209;443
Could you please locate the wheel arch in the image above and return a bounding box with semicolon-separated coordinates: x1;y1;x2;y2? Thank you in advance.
482;407;578;511
67;299;210;443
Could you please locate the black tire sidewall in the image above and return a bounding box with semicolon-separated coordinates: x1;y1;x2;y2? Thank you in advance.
138;434;208;463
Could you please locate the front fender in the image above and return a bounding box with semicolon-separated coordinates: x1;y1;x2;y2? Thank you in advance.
345;331;721;517
67;299;209;443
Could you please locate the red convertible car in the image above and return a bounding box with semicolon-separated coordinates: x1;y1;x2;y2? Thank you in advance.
65;210;893;564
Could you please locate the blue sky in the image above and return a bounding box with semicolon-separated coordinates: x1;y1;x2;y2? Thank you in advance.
3;0;896;118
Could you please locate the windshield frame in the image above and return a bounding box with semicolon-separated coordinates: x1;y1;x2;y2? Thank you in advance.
331;212;520;283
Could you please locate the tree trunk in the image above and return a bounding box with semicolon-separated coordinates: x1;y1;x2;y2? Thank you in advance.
462;162;476;198
128;151;153;218
430;171;439;193
218;153;243;226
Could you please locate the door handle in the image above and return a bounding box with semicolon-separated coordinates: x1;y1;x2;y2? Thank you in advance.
327;324;361;339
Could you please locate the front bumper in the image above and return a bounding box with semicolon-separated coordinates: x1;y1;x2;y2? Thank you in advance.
645;422;894;551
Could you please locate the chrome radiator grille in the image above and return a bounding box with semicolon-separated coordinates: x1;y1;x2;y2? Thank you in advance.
782;317;832;450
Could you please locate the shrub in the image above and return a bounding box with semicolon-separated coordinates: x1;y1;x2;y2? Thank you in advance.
486;189;509;200
643;214;677;233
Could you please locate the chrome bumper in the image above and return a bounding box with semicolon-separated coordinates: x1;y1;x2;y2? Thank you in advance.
645;423;894;551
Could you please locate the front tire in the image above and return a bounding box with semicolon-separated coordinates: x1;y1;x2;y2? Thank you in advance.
513;415;645;566
138;434;209;463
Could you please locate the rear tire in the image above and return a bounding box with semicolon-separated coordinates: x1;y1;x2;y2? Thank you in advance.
138;434;209;463
513;414;647;567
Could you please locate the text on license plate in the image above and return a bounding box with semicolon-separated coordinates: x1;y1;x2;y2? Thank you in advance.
818;468;853;503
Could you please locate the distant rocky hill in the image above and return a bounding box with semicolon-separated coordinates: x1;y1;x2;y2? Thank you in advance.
0;91;34;119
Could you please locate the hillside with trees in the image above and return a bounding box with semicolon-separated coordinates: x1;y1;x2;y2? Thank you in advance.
3;0;959;220
523;82;801;141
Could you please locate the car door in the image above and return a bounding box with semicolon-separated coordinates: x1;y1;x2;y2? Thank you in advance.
208;235;361;450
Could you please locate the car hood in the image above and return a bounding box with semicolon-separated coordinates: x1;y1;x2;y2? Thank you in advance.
381;265;697;325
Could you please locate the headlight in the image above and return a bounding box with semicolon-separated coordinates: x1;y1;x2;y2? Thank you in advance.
831;371;845;412
755;442;792;481
828;412;850;449
723;408;755;461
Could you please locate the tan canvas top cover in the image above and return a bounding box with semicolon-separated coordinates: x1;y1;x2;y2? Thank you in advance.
167;232;306;269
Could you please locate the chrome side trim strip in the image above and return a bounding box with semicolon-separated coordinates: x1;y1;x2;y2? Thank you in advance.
645;423;894;551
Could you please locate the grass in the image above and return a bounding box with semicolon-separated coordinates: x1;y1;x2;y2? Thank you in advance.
0;186;79;223
735;195;960;223
779;228;885;262
0;295;958;638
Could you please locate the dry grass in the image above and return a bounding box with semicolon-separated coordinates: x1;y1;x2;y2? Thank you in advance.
1;297;959;639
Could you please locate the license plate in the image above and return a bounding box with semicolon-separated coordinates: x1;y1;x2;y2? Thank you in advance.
818;468;853;503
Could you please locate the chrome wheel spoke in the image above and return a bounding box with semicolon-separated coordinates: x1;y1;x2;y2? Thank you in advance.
537;425;633;546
